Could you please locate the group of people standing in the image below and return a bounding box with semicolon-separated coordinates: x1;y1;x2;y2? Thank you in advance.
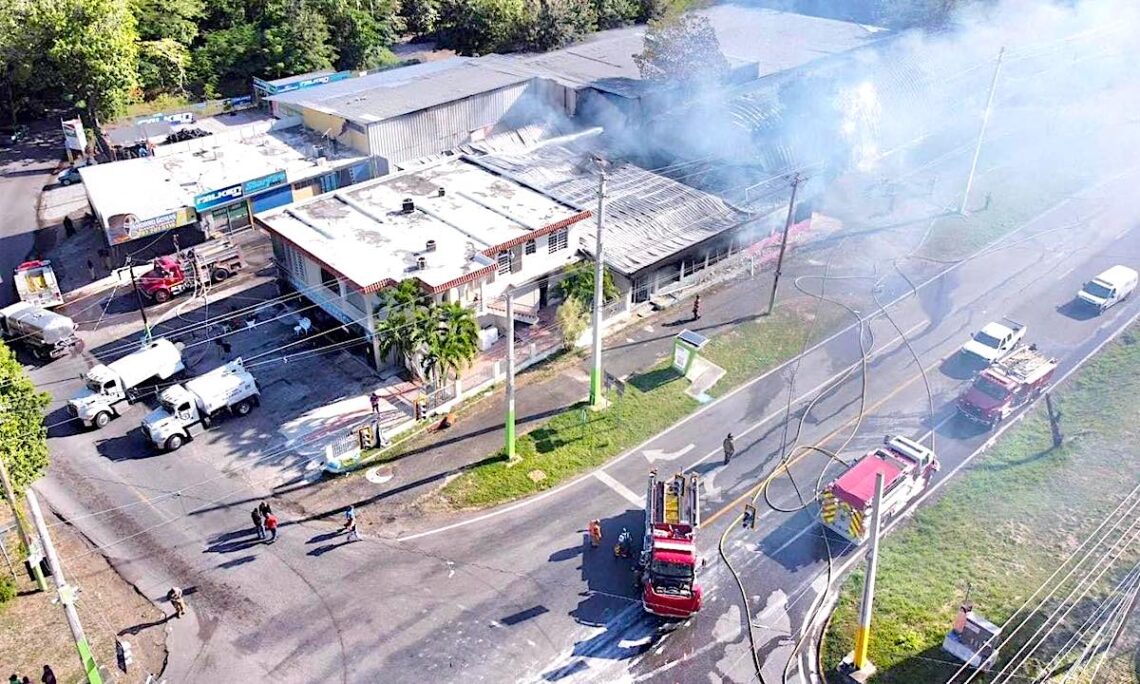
250;500;278;543
7;667;53;684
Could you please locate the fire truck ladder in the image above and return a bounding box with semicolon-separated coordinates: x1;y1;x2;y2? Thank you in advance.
998;346;1049;382
647;470;700;528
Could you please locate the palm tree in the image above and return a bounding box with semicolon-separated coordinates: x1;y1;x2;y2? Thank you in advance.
423;301;480;385
374;281;432;379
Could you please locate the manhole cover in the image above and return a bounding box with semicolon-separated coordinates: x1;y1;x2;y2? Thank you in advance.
366;466;394;485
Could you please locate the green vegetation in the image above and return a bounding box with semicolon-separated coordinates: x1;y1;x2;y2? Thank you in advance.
558;262;619;307
439;301;836;508
0;342;50;490
555;295;588;350
822;325;1140;682
0;575;13;607
374;281;480;386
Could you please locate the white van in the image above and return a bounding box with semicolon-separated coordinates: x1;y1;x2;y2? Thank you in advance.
1077;265;1138;313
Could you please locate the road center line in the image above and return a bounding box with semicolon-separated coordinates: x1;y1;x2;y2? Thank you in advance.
594;471;646;508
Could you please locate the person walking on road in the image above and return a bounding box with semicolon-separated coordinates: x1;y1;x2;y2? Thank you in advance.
723;433;735;465
345;517;361;543
369;391;381;415
167;587;186;618
251;507;265;539
692;295;702;322
265;512;279;543
40;666;56;684
258;500;272;519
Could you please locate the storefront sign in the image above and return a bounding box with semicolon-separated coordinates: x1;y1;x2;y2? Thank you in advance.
62;119;86;152
194;184;244;211
106;206;197;245
134;111;196;126
253;71;353;97
243;170;287;195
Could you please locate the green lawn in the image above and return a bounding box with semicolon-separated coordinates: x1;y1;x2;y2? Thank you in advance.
822;327;1140;683
438;304;840;509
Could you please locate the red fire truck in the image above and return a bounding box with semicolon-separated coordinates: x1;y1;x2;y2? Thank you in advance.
638;470;703;618
957;343;1057;428
138;239;244;303
819;435;939;545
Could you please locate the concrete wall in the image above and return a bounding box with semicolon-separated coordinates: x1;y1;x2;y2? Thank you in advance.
300;108;370;156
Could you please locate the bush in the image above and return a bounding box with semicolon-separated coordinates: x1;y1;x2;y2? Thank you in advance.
0;575;16;606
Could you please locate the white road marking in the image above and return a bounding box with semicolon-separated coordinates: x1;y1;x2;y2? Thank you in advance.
403;181;1129;544
594;470;646;508
400;318;925;542
643;444;695;463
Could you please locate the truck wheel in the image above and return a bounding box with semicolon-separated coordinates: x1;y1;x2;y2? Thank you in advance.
93;412;111;429
153;289;171;303
233;400;252;416
211;268;230;283
165;434;184;451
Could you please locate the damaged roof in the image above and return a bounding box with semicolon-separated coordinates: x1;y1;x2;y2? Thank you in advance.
255;156;587;293
471;140;756;276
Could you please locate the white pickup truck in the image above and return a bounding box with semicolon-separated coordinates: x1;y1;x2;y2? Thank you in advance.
141;358;260;451
960;320;1026;364
68;338;185;429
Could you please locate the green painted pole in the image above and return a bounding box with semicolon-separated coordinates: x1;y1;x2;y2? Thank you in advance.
589;169;606;407
505;286;516;460
26;490;102;683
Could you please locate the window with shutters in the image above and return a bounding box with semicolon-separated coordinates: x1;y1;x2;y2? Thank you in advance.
497;251;511;275
524;239;536;255
548;229;568;253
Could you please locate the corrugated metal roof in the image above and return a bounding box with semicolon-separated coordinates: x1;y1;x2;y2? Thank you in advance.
472;137;755;276
268;59;532;124
497;6;885;92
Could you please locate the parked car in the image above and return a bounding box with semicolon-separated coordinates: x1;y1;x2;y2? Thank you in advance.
58;167;83;186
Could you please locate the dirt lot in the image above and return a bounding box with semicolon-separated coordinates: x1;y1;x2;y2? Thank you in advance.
1;508;166;683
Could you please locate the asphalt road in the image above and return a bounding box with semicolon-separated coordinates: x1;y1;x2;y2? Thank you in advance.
21;164;1140;683
0;128;60;307
370;169;1140;684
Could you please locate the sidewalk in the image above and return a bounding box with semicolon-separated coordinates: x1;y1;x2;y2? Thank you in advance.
287;172;950;535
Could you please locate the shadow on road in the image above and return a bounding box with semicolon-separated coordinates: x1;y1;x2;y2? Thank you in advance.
1056;299;1100;321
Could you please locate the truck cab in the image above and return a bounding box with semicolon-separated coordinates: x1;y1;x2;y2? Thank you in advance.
1077;265;1138;313
142;358;259;451
961;320;1024;364
139;256;188;303
68;365;129;428
142;385;201;451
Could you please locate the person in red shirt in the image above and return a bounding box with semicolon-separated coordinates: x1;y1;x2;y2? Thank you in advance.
265;513;279;543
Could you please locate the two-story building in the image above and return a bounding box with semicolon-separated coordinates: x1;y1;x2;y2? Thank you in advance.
253;156;591;369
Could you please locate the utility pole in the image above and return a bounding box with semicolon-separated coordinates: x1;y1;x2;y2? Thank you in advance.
125;256;152;342
26;489;104;684
0;457;47;591
505;286;517;462
851;472;885;674
959;46;1005;215
589;163;607;409
765;173;801;317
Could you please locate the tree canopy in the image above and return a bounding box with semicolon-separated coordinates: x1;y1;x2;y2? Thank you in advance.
0;342;50;491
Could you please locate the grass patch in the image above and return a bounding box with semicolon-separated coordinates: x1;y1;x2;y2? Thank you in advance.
822;324;1140;682
917;162;1099;261
439;305;834;509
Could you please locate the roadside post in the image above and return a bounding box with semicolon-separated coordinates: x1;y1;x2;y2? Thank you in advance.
26;489;103;684
506;286;517;462
838;472;885;682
